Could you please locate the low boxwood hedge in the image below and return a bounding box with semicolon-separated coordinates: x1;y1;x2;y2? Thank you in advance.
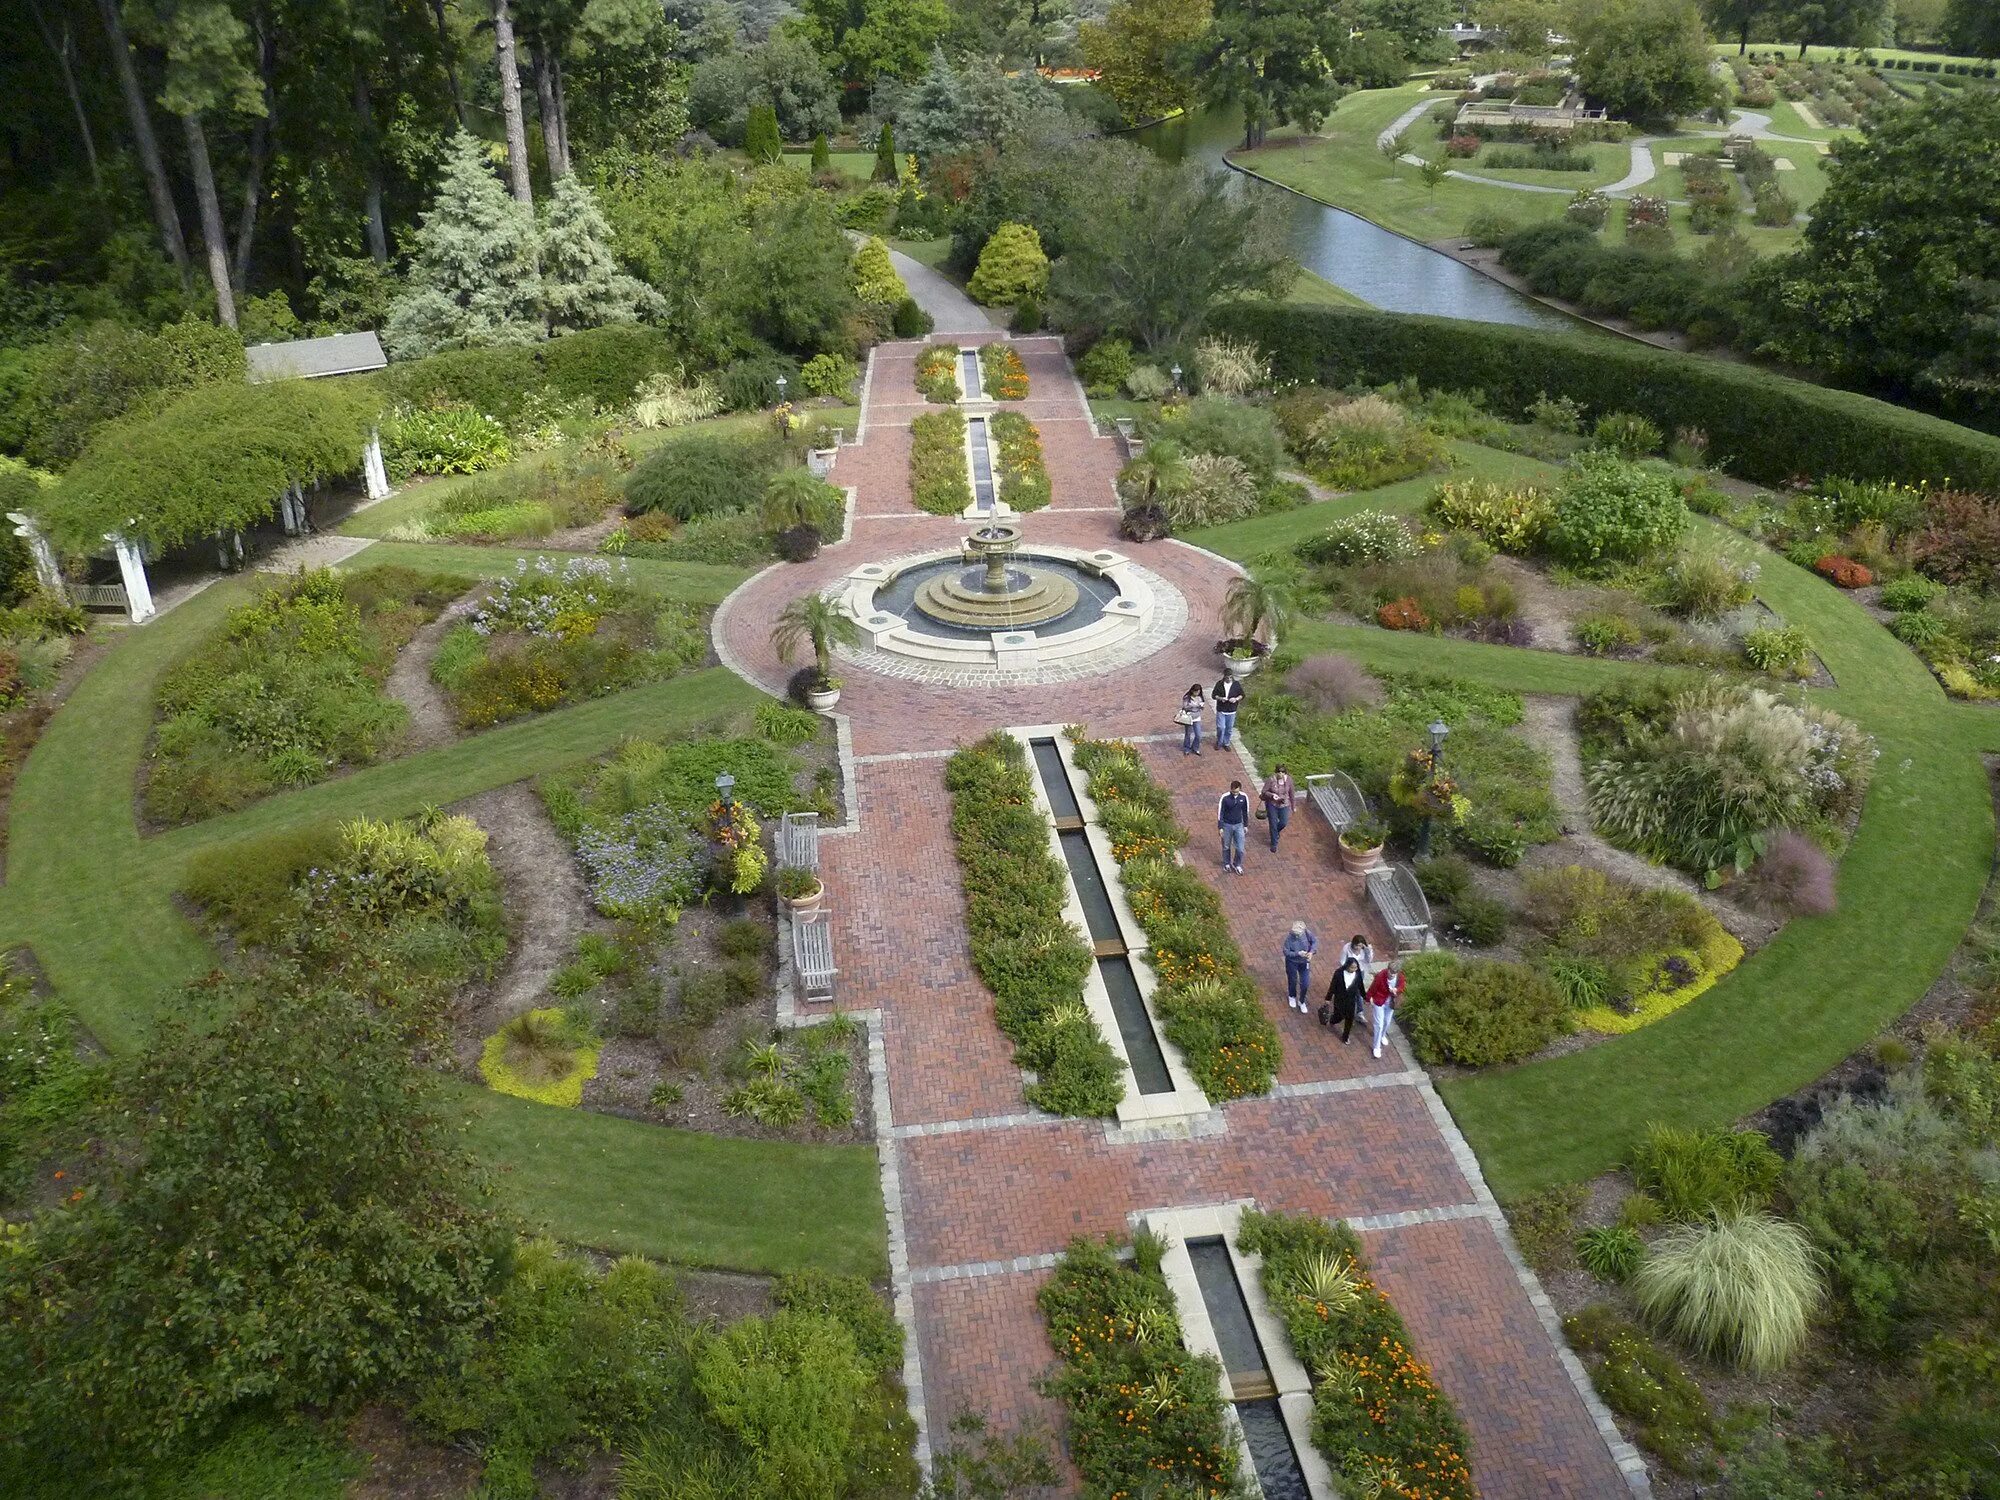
1211;304;2000;492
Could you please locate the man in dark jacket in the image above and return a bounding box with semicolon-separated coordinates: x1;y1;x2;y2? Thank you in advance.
1212;673;1245;749
1217;780;1251;873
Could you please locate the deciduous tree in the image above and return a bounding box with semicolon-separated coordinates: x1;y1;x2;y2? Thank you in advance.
1197;0;1351;148
1571;0;1718;125
1079;0;1212;123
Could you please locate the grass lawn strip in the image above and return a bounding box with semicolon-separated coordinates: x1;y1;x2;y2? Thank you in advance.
1190;454;1997;1197
0;554;883;1276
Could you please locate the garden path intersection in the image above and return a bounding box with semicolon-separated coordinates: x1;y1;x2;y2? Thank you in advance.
722;337;1645;1497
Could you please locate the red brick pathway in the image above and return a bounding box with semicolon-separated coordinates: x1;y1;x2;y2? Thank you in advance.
721;340;1638;1497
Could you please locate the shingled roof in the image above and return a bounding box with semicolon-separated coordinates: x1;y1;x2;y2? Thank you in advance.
244;331;388;383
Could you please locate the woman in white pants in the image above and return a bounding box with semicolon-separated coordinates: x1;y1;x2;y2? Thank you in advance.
1365;960;1404;1059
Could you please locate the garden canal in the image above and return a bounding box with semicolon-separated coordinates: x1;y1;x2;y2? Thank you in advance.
1187;1238;1314;1500
1128;106;1573;331
1027;735;1176;1096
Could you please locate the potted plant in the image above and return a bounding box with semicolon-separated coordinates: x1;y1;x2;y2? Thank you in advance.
776;863;824;912
1217;573;1292;676
1339;816;1388;875
771;591;862;710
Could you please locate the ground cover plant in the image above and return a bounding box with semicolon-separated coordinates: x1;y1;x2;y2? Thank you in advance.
915;343;961;403
944;734;1123;1116
384;443;625;544
979;341;1029;399
1236;1209;1476;1500
910;409;972;515
1037;1235;1239;1498
430;556;707;728
146;566;466;825
1070;732;1280;1099
991;412;1050;511
1243;663;1559;868
1578;676;1874;879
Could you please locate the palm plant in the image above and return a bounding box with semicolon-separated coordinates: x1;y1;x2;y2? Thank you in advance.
770;592;861;689
1221;572;1294;649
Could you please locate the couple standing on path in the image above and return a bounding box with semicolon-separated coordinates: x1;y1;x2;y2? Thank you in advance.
1283;927;1406;1059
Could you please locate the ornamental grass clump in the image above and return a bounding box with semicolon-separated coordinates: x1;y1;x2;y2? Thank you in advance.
1629;1124;1783;1222
1236;1209;1475;1500
1631;1211;1823;1374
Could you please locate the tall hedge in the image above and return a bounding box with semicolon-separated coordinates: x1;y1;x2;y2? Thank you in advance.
377;324;676;425
1211;305;2000;491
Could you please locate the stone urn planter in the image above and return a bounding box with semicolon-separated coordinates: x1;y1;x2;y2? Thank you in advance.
808;682;842;711
1217;638;1269;677
1339;823;1387;875
777;867;824;913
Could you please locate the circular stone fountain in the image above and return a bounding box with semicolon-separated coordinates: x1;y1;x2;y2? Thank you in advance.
913;522;1081;630
831;522;1185;683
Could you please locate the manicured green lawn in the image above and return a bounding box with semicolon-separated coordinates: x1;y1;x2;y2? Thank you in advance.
1195;456;1999;1198
887;236;952;270
0;552;885;1277
464;1088;885;1278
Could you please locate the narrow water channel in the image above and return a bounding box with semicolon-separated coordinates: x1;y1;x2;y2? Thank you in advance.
1028;738;1176;1096
1127;105;1573;331
959;347;984;399
966;415;997;513
1187;1238;1312;1500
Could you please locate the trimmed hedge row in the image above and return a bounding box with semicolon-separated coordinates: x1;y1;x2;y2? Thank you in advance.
1211;305;2000;491
376;324;679;426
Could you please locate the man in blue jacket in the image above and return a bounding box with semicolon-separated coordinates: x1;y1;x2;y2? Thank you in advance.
1217;780;1251;874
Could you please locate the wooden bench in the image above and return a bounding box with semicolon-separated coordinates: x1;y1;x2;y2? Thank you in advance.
1303;771;1365;836
1366;864;1433;954
791;909;837;1000
73;583;130;612
779;810;820;872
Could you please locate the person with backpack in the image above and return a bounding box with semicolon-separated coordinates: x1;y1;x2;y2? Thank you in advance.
1366;959;1405;1059
1281;921;1317;1012
1320;956;1367;1042
1217;780;1251;874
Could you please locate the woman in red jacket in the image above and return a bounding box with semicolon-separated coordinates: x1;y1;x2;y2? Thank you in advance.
1366;960;1404;1059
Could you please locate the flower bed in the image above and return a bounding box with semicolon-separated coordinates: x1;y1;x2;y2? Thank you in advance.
1038;1236;1240;1498
909;410;972;515
1069;733;1280;1100
146;566;467;825
914;343;960;403
979;342;1029;400
944;735;1124;1116
1235;1209;1476;1500
991;411;1051;512
431;556;707;727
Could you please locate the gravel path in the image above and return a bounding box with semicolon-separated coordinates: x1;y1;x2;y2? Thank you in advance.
457;782;603;1041
1492;558;1576;655
387;593;478;753
1378;97;1442;150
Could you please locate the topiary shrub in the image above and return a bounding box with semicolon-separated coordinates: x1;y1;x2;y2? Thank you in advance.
891;297;933;338
1397;956;1570;1067
967;223;1050;306
1008;298;1043;334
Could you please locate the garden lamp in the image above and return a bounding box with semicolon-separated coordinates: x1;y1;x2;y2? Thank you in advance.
1170;363;1183;391
774;375;788;402
1429;720;1449;764
715;771;736;806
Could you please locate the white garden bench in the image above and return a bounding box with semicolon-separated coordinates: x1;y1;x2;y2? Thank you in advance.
1303;771;1366;836
791;909;837;1000
778;810;820;872
1367;865;1433;954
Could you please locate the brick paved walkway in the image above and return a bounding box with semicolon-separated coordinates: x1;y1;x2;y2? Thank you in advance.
719;339;1643;1498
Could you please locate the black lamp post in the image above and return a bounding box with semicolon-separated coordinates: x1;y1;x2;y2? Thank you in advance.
1418;720;1449;857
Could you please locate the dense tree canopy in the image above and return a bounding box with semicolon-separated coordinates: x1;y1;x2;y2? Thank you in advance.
1197;0;1352;148
1572;0;1718;124
1080;0;1214;124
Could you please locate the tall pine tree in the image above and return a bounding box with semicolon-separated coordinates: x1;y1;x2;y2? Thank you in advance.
540;176;659;333
384;132;544;358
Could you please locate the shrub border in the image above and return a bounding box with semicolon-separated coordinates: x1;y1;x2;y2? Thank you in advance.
909;409;972;515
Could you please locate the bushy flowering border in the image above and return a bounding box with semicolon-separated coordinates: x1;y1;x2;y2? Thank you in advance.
991;412;1051;511
1068;732;1280;1100
979;342;1030;400
1038;1237;1241;1499
914;344;960;403
1235;1209;1476;1500
910;410;972;515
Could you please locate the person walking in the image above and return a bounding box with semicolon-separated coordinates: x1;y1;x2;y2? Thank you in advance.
1212;672;1245;750
1340;933;1375;984
1282;921;1317;1012
1320;956;1366;1042
1366;959;1405;1059
1217;779;1251;874
1177;683;1207;755
1260;763;1295;853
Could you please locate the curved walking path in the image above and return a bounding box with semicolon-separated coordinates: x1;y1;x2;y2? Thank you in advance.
888;247;998;335
716;336;1645;1497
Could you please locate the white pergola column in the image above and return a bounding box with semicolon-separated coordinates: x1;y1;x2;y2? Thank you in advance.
279;482;306;536
108;532;155;623
5;513;66;601
362;430;391;500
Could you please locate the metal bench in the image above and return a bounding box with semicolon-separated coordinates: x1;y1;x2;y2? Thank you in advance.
778;810;820;872
1303;771;1366;836
791;909;837;1000
1366;864;1433;954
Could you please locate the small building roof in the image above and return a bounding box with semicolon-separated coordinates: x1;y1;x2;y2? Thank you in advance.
244;331;388;383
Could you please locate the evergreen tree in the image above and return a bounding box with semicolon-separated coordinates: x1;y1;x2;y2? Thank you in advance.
853;235;909;307
873;121;898;181
968;222;1050;304
540;176;660;334
811;133;833;173
384;132;544;359
745;102;782;164
900;47;972;158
